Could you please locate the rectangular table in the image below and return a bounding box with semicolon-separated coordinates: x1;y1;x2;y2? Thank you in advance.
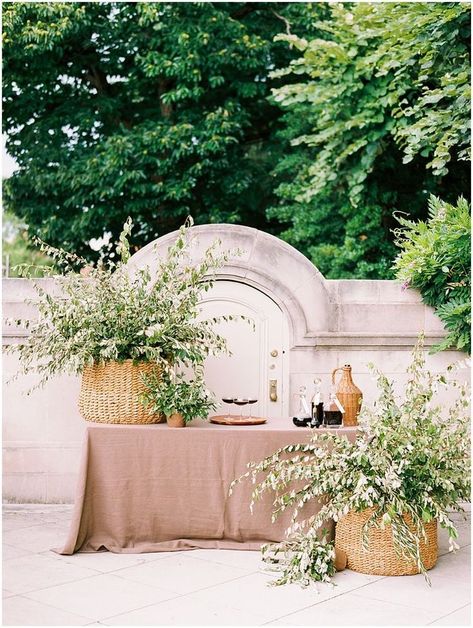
58;419;356;554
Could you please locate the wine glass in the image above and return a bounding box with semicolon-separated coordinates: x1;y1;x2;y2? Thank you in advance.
247;398;258;419
221;397;234;420
233;398;249;421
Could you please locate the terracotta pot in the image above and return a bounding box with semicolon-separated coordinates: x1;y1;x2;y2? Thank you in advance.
167;412;186;428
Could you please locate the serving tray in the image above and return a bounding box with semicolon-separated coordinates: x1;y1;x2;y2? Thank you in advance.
209;415;267;426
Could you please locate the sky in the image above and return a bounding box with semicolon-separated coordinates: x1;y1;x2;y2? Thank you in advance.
2;134;18;178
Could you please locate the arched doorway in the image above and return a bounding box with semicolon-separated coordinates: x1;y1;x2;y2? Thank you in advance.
199;279;289;419
127;223;333;419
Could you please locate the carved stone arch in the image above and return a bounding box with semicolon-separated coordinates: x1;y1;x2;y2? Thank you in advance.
127;224;334;348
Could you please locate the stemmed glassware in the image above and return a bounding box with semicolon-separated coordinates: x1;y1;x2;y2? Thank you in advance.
233;398;249;420
247;398;258;419
221;397;234;420
221;397;259;421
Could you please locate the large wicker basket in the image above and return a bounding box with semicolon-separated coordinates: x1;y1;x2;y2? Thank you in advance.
335;508;437;576
78;360;165;424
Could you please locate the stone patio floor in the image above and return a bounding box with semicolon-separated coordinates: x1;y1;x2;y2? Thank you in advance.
2;505;471;626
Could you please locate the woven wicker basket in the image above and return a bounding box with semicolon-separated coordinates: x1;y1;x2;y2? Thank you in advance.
335;508;437;576
78;360;165;424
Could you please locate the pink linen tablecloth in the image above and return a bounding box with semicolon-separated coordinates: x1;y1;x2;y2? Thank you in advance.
57;418;356;554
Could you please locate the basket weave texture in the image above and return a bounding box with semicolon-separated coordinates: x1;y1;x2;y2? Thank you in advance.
79;360;165;424
332;366;362;427
337;392;361;427
335;508;438;576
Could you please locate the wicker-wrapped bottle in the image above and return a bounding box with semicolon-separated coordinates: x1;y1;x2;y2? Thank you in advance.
331;364;362;426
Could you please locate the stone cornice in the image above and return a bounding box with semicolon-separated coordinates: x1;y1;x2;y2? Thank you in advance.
295;331;447;350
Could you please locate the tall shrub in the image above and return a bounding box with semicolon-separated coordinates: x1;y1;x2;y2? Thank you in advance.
393;196;471;353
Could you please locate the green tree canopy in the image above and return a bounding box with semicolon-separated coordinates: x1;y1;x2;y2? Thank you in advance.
2;1;316;258
3;2;470;278
268;2;470;278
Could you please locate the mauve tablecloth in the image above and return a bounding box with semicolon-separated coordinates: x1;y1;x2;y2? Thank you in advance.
57;418;356;554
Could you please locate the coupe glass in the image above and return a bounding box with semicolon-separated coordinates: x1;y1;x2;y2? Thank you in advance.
221;397;234;420
247;398;258;419
233;398;249;420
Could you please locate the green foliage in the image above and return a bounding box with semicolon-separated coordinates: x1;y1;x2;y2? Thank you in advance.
2;2;315;259
231;336;471;586
268;2;470;278
142;366;218;424
3;2;470;278
2;211;52;277
393;196;471;353
8;218;237;388
261;530;335;588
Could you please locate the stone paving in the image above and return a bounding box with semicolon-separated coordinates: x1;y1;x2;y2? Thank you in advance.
2;505;471;626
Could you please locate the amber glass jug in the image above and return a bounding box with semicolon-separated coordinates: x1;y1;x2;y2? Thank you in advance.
331;365;363;426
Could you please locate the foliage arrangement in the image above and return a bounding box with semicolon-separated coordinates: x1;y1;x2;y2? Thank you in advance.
2;1;318;258
268;2;470;278
9;217;239;388
393;196;471;354
142;366;218;425
261;529;335;588
231;336;471;587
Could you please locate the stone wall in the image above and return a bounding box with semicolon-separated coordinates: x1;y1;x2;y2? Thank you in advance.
290;279;466;416
2;237;469;502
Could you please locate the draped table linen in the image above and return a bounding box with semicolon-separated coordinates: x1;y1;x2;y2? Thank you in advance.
57;419;356;555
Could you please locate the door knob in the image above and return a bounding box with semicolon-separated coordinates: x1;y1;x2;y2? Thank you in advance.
270;349;279;357
269;379;278;402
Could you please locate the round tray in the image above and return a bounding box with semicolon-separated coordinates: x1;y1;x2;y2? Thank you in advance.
209;415;267;426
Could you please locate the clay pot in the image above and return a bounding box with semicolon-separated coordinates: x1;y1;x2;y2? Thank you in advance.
167;412;186;428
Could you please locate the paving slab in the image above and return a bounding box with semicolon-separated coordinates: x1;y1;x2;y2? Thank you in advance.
46;548;174;573
3;553;99;595
430;604;471;626
101;593;263;626
3;544;33;561
3;524;71;553
266;592;441;626
351;572;470;616
183;570;378;624
438;516;471;554
432;547;471;583
24;573;179;621
188;548;265;572
2;589;16;599
2;595;92;626
2;506;470;626
113;553;255;595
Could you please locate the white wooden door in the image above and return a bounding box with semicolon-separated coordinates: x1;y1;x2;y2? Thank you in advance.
198;280;289;419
